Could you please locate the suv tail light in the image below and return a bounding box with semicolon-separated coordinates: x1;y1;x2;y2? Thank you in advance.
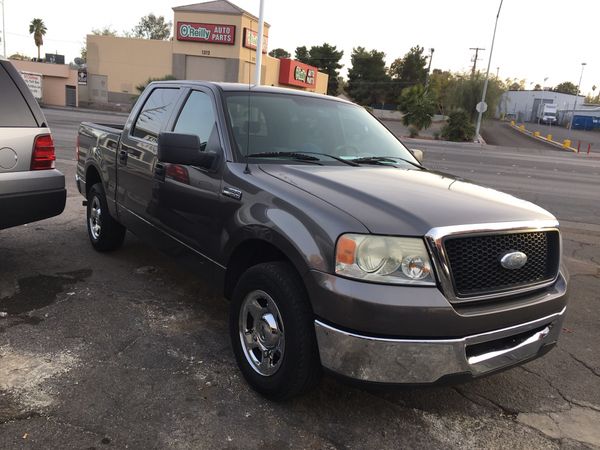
31;134;56;170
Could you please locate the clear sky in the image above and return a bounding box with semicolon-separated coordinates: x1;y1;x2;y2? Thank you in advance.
1;0;598;95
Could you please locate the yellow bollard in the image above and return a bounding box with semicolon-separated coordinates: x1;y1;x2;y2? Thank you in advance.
533;131;540;137
510;120;515;126
547;134;552;141
563;139;571;149
519;125;525;131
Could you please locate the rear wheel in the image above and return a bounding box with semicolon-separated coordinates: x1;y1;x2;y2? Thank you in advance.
87;183;126;252
230;262;321;400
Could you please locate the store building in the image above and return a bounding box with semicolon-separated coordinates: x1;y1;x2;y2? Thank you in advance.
9;59;78;107
82;0;328;107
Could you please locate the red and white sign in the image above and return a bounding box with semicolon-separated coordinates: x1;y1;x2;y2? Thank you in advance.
242;28;268;54
278;59;318;89
176;22;235;45
20;71;43;99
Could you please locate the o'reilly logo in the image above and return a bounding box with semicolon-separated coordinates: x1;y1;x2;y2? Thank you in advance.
180;24;211;39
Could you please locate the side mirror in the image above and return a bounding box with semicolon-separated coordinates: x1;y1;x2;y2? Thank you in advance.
410;148;424;164
158;132;219;170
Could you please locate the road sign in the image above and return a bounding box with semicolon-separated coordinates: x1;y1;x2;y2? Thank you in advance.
476;101;488;113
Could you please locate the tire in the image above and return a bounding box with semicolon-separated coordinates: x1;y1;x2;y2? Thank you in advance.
229;262;321;400
86;183;126;252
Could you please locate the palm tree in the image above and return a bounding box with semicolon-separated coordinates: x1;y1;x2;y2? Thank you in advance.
29;18;47;61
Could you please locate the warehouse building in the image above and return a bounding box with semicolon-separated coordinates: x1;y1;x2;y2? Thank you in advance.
81;0;328;107
496;90;586;126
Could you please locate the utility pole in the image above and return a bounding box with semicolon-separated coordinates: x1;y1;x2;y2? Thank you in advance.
496;66;500;78
1;0;6;58
253;0;265;85
425;47;434;88
474;0;504;141
470;47;485;78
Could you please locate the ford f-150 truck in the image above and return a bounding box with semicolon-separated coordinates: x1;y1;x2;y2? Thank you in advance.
76;81;568;400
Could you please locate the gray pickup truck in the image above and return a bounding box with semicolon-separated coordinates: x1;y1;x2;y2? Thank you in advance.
76;81;567;400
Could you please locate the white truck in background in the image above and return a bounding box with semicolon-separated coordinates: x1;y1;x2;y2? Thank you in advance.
537;103;558;125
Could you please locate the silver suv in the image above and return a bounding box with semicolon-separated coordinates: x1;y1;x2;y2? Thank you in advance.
0;57;65;229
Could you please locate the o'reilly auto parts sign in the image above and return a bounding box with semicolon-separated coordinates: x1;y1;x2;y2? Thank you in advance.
176;22;235;45
20;71;43;100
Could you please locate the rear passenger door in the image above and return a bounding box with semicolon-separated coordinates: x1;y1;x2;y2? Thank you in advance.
151;88;225;261
116;86;181;224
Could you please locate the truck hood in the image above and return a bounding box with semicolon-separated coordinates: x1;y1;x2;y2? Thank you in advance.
260;165;555;235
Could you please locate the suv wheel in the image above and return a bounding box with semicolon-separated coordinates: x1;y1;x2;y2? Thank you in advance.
87;183;126;251
230;262;321;400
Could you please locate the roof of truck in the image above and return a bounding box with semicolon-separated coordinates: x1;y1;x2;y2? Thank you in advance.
152;80;353;104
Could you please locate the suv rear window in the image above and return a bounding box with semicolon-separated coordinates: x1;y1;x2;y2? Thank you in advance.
0;64;37;127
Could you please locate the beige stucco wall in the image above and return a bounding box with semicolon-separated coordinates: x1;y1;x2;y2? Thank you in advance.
10;59;78;107
87;35;173;94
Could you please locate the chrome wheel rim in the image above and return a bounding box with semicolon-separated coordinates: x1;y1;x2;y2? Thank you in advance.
89;196;102;240
239;289;285;376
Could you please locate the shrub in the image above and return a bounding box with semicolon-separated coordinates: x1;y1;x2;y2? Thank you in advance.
441;109;475;142
408;126;419;138
398;84;435;132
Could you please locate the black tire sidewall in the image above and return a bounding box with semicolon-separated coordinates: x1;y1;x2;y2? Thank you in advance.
230;262;320;400
87;184;106;246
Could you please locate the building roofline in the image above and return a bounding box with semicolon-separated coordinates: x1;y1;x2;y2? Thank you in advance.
173;0;271;26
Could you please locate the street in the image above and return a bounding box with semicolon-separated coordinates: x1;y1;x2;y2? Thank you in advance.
0;108;599;449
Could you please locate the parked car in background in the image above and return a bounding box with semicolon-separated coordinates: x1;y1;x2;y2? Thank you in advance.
0;57;66;230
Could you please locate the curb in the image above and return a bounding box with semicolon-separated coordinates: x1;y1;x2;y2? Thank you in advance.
507;122;577;152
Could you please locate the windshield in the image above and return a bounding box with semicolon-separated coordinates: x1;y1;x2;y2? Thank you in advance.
224;92;416;164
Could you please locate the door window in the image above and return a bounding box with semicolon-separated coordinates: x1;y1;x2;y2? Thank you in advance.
173;91;218;148
132;88;179;142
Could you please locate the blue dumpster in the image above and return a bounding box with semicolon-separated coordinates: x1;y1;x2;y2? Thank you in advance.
572;115;595;131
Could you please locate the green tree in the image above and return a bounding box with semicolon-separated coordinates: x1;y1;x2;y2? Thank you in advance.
268;48;290;59
92;27;118;37
553;81;578;95
445;72;505;121
398;84;435;134
294;46;310;63
28;18;47;61
293;43;344;95
132;14;171;40
428;69;454;114
441;109;475;142
346;47;390;105
389;46;428;86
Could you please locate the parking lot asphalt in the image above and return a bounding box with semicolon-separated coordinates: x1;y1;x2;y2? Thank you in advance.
0;109;599;449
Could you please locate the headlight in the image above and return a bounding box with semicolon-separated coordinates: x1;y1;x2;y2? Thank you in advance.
335;234;435;285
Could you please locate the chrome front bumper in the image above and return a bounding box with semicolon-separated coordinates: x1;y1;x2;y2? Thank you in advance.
315;307;566;384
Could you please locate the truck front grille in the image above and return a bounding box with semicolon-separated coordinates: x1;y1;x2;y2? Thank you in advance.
443;230;560;298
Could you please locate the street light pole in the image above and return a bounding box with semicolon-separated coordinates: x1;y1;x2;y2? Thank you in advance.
569;62;586;130
254;0;265;85
474;0;504;141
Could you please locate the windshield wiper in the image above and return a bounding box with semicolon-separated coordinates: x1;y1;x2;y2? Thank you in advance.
247;151;322;164
350;156;421;168
248;151;360;167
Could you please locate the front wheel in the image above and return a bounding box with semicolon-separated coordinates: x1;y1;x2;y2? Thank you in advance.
229;262;321;400
86;183;126;252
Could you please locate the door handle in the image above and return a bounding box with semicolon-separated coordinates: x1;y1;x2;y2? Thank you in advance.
118;149;128;165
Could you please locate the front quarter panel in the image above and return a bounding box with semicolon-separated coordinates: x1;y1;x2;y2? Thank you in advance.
221;163;369;276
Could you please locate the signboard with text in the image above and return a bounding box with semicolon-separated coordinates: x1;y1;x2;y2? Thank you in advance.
20;71;43;99
278;59;317;89
176;22;235;45
242;28;268;54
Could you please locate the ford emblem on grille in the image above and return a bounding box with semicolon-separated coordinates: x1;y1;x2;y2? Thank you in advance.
500;251;528;270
